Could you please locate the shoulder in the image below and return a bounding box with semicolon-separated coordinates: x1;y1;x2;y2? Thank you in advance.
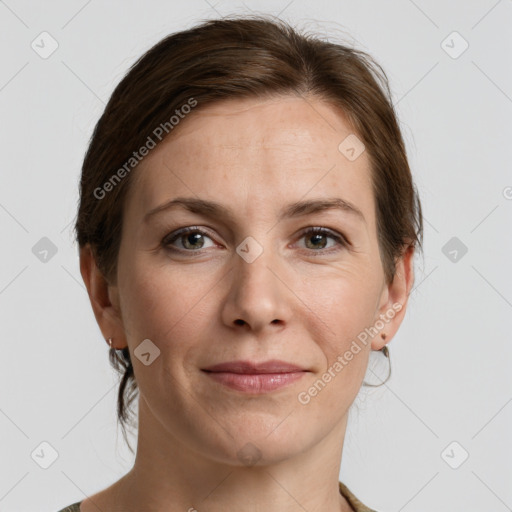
339;481;379;512
55;502;82;512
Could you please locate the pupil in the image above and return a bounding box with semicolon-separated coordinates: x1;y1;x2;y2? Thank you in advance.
309;233;326;249
185;233;203;249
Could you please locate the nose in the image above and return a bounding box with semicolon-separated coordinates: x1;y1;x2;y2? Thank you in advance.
220;241;293;334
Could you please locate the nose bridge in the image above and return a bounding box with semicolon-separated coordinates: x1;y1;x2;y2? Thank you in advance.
234;233;278;299
223;232;290;331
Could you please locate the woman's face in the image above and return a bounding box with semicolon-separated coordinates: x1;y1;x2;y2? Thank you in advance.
110;94;410;465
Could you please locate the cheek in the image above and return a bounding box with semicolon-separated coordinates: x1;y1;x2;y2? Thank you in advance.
118;254;220;378
300;270;380;396
306;267;381;342
117;259;213;405
121;264;202;340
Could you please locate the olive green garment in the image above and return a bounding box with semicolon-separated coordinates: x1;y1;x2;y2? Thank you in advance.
56;481;378;512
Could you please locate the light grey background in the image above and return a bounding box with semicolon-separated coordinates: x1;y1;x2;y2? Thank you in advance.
1;1;511;511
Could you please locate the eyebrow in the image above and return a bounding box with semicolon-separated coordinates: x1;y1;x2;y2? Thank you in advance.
143;196;366;224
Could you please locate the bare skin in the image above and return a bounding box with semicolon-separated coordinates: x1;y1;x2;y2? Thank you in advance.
79;94;415;512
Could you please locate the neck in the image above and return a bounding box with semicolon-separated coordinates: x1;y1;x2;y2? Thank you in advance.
109;396;354;512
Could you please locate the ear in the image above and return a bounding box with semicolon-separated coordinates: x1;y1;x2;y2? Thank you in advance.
79;244;127;349
371;245;415;351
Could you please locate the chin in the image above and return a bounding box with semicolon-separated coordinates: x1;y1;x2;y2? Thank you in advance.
199;419;313;467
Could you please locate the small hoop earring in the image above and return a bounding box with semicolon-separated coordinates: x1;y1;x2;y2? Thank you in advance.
361;338;391;387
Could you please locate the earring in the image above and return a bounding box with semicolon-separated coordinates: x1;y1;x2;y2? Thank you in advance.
107;337;113;349
362;333;391;387
380;333;389;358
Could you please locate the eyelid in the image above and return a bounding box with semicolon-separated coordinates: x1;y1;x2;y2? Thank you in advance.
161;225;349;253
294;226;349;251
161;225;217;248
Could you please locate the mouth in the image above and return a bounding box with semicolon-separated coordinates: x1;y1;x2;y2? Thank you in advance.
201;359;309;394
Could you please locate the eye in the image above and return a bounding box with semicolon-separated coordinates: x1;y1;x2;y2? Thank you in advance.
296;227;347;253
162;226;348;255
162;226;216;252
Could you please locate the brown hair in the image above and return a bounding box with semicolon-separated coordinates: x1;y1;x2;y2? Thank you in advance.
75;15;423;451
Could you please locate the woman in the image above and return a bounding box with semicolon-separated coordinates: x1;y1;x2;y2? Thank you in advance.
59;15;422;512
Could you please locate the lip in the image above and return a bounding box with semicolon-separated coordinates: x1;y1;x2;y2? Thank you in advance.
202;359;306;374
202;360;309;394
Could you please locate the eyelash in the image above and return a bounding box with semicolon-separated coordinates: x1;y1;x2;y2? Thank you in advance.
161;226;348;256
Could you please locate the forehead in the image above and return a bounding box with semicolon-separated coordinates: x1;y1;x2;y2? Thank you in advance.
125;95;375;227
